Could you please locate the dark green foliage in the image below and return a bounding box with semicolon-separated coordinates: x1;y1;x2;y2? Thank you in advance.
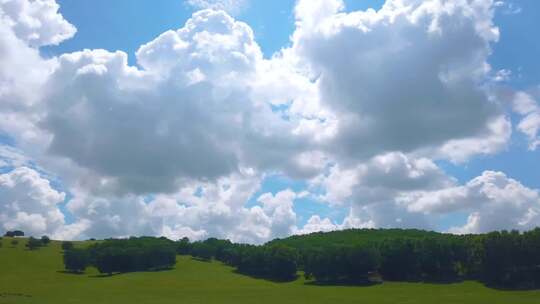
56;227;540;288
304;245;379;283
26;237;43;250
61;241;74;251
176;237;191;255
10;239;18;247
6;230;23;237
86;237;176;275
379;238;420;281
4;230;24;237
233;245;298;280
41;235;51;245
63;248;89;273
480;229;540;289
190;242;214;261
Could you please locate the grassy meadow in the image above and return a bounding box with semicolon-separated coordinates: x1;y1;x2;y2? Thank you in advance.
1;237;539;304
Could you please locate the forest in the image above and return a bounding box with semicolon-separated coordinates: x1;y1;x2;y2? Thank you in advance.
55;228;540;289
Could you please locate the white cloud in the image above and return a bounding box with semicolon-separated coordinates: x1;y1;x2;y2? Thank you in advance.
296;215;338;234
311;152;454;206
401;171;540;233
512;92;540;150
0;166;67;237
290;0;506;162
0;0;538;242
0;0;76;47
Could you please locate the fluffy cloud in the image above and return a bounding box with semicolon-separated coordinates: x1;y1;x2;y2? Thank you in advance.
312;152;454;206
0;166;66;236
401;171;540;233
512;91;540;150
309;151;540;233
0;0;75;47
290;0;507;162
0;0;538;241
38;10;316;195
65;172;301;243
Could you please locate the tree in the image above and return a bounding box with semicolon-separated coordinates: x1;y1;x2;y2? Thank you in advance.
190;242;214;260
177;237;191;255
63;249;89;273
11;239;18;247
26;237;43;250
379;238;420;281
266;245;298;280
4;230;24;237
62;241;74;251
41;235;51;245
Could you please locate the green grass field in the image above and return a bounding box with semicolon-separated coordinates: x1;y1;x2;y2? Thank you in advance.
1;238;539;304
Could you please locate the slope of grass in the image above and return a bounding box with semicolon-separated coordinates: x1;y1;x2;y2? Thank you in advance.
1;237;539;304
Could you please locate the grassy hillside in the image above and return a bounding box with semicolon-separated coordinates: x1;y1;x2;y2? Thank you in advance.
1;237;539;304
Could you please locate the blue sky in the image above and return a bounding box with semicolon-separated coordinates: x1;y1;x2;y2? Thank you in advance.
1;0;540;241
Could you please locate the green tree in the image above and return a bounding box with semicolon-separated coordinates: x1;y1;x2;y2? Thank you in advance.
62;241;74;251
26;237;43;250
63;249;89;273
41;235;51;245
176;237;191;255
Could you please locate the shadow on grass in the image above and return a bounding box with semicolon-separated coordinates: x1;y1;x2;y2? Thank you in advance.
88;267;175;278
57;270;85;275
191;257;212;262
304;279;382;287
483;282;540;291
231;269;299;283
57;267;174;278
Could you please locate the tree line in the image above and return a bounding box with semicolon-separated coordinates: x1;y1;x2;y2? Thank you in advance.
57;228;540;289
178;228;540;289
63;237;177;275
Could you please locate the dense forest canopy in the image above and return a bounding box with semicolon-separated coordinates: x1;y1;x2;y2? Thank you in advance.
46;228;540;289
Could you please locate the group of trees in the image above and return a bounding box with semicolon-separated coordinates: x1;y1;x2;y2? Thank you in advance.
62;237;177;275
179;228;540;289
57;228;540;289
3;230;24;237
26;236;51;250
181;238;299;281
303;245;380;284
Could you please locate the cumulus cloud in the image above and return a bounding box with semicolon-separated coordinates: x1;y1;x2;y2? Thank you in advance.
64;172;302;243
290;0;506;162
0;0;538;241
0;0;75;47
402;171;540;233
311;152;454;206
0;166;66;236
37;10;317;195
512;91;540;150
312;155;540;233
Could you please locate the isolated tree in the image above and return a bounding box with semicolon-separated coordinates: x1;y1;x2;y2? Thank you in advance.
63;249;89;273
41;235;51;245
11;239;18;247
26;237;42;250
62;241;74;251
